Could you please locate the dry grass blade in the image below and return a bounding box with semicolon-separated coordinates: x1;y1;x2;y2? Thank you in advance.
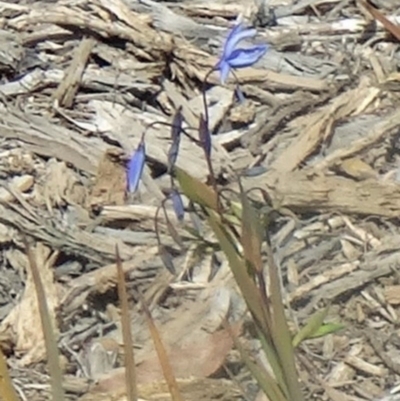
0;348;20;401
135;290;184;401
115;245;137;401
24;238;65;401
360;0;400;41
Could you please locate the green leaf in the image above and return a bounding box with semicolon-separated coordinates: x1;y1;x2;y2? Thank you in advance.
174;167;218;210
256;325;288;395
228;323;287;401
307;323;345;340
265;240;305;401
292;307;330;348
206;210;267;330
239;182;263;273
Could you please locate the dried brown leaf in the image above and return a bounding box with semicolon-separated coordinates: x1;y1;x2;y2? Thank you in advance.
91;324;240;399
136;323;240;385
88;148;126;210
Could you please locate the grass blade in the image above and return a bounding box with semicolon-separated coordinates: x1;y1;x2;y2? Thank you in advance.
360;0;400;41
174;167;219;210
266;241;304;401
255;326;288;395
239;183;263;273
206;210;268;331
302;323;344;341
224;321;287;401
135;290;184;401
115;245;137;401
0;348;20;401
24;239;65;401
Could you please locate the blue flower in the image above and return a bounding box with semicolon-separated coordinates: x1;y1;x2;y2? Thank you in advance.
171;189;185;221
127;139;145;193
216;23;268;84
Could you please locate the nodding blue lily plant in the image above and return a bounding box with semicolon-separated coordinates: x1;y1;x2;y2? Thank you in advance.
126;20;268;272
216;22;268;85
126;20;268;215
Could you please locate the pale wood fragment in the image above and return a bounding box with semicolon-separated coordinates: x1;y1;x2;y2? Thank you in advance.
384;286;400;305
243;170;400;218
52;37;96;108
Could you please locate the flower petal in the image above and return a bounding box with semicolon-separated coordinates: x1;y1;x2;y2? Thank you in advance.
127;140;145;193
226;45;268;69
222;23;246;57
171;189;185;221
224;24;257;58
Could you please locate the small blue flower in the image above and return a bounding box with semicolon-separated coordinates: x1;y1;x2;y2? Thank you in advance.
127;139;145;193
171;189;185;221
216;23;268;84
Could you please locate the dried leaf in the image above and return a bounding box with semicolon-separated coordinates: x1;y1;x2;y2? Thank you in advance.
135;325;239;385
88;148;126;209
90;299;239;399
